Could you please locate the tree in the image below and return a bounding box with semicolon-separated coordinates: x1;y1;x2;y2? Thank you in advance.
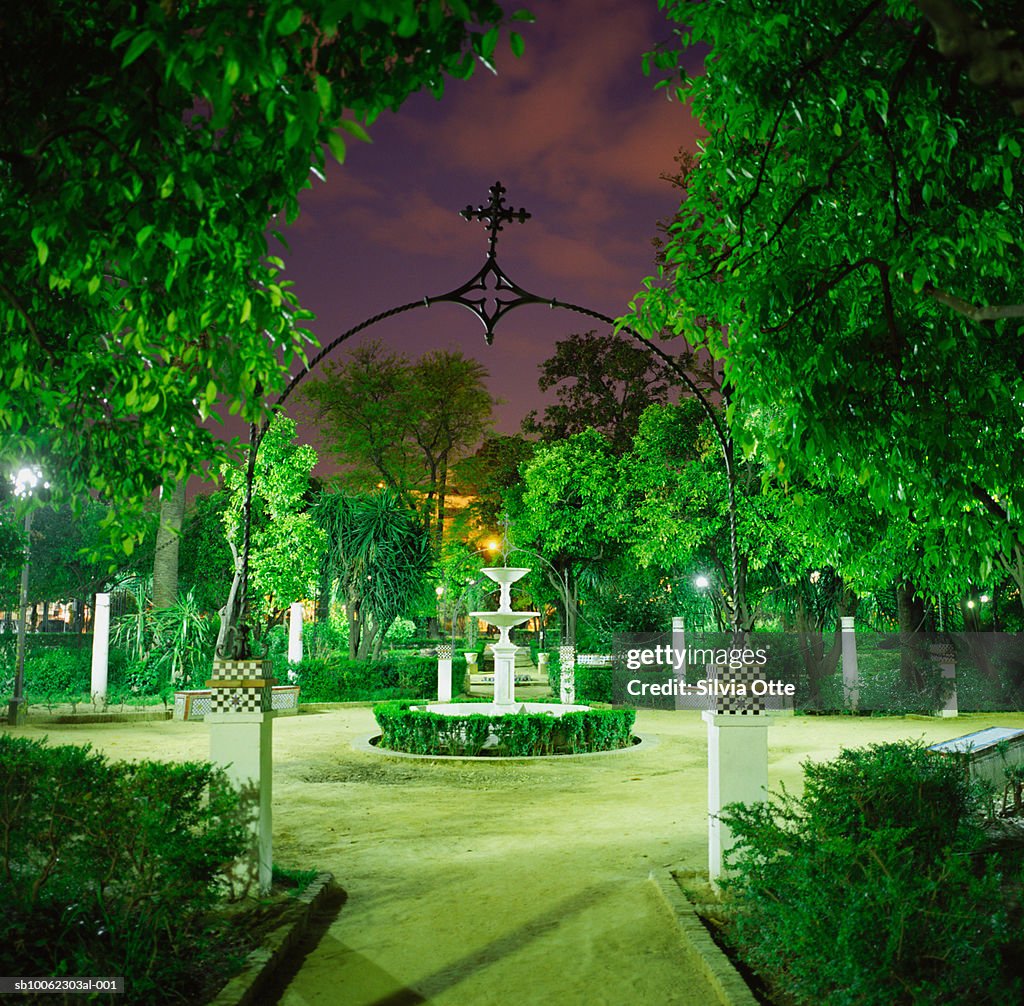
313;490;432;660
221;413;325;637
630;0;1024;590
152;481;186;609
177;491;234;617
452;433;536;530
304;342;494;541
522;331;675;453
1;1;519;556
508;429;630;644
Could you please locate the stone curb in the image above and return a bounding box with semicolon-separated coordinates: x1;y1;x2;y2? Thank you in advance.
353;731;654;761
208;871;336;1006
647;868;759;1006
17;708;173;725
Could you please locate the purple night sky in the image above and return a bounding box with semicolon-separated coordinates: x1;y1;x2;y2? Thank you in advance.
261;0;703;472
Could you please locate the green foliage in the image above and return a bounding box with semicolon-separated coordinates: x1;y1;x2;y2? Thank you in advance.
314;489;432;660
629;1;1024;589
721;741;1021;1004
177;490;233;615
294;654;436;702
2;1;516;558
0;735;248;1002
574;664;612;704
522;330;676;453
303;342;494;542
222;413;325;634
373;701;636;756
22;647;91;702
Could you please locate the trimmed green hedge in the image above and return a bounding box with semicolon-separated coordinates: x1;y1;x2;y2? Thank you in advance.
373;701;636;756
291;655;437;702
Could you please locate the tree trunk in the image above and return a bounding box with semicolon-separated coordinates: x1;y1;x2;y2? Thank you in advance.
897;579;926;688
435;454;449;551
153;480;186;609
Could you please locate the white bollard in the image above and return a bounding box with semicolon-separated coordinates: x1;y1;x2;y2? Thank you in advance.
437;643;453;702
90;593;110;703
558;644;575;704
672;616;687;709
841;616;859;711
287;601;303;674
207;658;276;895
933;642;958;717
703;710;770;882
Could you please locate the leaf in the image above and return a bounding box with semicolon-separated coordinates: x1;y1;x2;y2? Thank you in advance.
338;118;372;143
326;131;347;164
276;9;303;36
136;225;155;248
510;31;525;58
121;30;157;68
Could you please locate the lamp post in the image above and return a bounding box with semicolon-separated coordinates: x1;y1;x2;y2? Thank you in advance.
8;467;42;726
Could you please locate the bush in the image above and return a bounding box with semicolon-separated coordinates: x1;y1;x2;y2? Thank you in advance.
295;654;437;702
22;647;90;701
373;701;636;756
720;740;1021;1005
575;664;612;704
0;735;248;1004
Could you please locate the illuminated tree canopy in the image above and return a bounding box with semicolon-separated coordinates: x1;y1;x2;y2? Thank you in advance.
0;0;519;554
630;0;1024;588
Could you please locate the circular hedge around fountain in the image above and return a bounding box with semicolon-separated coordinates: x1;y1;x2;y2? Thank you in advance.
373;701;637;757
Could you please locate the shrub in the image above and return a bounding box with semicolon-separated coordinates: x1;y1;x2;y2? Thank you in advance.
0;735;248;1004
22;647;90;701
295;654;437;702
373;702;636;756
575;664;612;704
720;740;1021;1005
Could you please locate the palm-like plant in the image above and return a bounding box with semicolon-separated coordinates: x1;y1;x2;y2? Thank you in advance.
314;490;432;660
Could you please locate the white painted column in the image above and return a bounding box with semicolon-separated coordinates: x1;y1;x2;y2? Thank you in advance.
287;601;303;671
840;616;859;712
90;592;110;703
703;711;771;881
933;643;958;717
672;616;686;709
437;643;453;702
207;658;275;895
492;642;516;705
558;644;576;704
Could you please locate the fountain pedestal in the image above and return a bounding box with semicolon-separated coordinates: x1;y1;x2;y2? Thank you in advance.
469;567;539;708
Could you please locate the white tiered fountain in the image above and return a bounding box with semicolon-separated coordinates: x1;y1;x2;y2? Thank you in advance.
423;566;588;718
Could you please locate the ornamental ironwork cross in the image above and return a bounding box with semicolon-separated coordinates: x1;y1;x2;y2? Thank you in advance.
460;181;531;257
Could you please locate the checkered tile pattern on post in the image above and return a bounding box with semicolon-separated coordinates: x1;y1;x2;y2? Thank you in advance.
210;686;272;714
708;663;766;715
210;659;272;681
207;659;276;715
436;643;453;660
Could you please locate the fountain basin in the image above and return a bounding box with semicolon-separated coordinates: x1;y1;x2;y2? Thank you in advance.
419;701;590;717
468;610;539;629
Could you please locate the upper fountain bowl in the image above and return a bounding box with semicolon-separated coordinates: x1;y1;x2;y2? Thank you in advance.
480;567;530;586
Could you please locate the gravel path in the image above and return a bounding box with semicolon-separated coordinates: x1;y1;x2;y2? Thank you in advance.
14;706;1024;1005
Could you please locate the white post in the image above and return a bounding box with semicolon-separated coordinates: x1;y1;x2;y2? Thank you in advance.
933;643;958;717
492;642;516;705
840;616;859;712
90;592;110;703
703;711;770;881
672;616;686;709
437;643;453;702
559;644;575;704
287;601;303;671
207;658;276;895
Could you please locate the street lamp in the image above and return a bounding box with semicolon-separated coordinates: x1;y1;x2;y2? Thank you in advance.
8;466;43;726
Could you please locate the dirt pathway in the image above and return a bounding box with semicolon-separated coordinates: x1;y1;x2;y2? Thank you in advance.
14;707;1024;1005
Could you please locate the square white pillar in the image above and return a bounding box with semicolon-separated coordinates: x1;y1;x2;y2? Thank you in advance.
703;710;770;882
437;643;453;702
558;644;575;704
932;643;958;717
90;592;110;703
840;615;859;712
287;601;303;670
492;642;516;705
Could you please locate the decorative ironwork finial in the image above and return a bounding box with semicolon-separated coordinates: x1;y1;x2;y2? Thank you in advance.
460;181;531;256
